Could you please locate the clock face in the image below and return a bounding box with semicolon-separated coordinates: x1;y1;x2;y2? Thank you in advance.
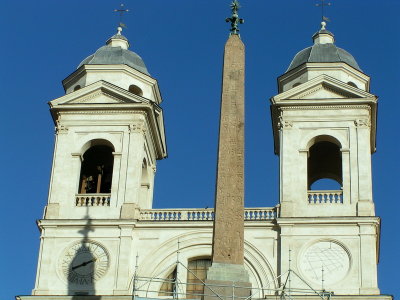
299;240;350;285
60;241;109;285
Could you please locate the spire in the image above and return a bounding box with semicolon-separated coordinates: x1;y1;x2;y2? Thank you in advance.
312;21;335;44
225;0;244;36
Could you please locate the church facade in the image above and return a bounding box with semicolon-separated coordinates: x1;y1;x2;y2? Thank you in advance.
17;16;391;300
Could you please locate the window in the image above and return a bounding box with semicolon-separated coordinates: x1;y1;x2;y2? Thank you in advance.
159;267;177;296
129;84;143;96
74;85;81;91
186;258;211;298
79;145;114;194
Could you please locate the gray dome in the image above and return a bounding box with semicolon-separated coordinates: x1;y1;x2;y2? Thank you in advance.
78;38;149;75
286;28;361;73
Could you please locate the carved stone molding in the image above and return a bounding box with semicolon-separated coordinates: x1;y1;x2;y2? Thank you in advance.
55;120;68;134
277;117;293;129
129;120;147;134
354;119;371;128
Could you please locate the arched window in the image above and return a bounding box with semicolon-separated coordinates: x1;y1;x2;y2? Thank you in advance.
292;82;302;88
79;145;114;194
186;258;211;298
129;84;143;96
74;85;81;91
159;266;177;296
307;136;342;190
347;81;358;88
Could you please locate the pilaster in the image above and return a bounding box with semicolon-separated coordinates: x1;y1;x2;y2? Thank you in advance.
115;226;134;294
359;223;380;294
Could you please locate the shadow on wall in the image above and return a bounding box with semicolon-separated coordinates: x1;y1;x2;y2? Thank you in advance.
66;208;103;299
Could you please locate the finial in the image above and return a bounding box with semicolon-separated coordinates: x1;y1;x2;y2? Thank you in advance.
312;20;334;45
114;4;129;32
226;0;244;36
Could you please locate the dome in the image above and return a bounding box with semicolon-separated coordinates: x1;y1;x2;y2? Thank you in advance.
78;30;150;75
286;23;361;73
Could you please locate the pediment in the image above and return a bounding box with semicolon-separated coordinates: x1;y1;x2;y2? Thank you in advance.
50;81;146;107
273;75;375;102
287;82;360;100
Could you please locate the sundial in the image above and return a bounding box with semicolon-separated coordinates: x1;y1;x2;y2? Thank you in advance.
299;241;350;286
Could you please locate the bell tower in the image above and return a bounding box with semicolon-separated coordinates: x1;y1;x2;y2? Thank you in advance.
272;22;381;295
271;22;377;218
45;26;167;220
33;26;167;296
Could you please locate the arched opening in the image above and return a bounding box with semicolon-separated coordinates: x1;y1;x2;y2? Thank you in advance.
159;266;177;296
347;81;358;88
129;84;143;96
186;258;211;298
307;136;342;190
79;145;114;194
74;85;81;91
310;178;342;190
292;82;302;88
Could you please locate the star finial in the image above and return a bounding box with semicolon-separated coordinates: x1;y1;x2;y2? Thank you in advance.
225;0;244;36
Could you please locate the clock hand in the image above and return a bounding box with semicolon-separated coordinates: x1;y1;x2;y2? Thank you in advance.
72;258;97;270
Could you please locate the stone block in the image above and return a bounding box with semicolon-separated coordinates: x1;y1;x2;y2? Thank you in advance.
120;203;140;219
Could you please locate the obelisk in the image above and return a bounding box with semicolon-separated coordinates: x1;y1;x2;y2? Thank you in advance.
205;1;251;298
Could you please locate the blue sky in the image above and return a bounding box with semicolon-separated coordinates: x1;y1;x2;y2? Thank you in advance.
1;1;399;299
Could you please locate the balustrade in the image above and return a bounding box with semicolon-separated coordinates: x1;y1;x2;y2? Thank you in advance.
308;190;343;204
140;207;277;221
75;194;111;206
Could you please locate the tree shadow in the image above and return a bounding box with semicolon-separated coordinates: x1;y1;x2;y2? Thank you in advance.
67;208;102;299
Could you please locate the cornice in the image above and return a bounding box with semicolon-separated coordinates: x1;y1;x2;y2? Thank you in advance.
279;104;372;111
71;89;131;104
278;62;371;83
62;64;157;87
58;109;150;115
296;85;324;99
277;216;380;226
50;80;151;107
272;74;376;102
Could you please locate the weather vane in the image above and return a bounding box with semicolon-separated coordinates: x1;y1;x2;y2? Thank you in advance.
315;0;331;23
114;3;129;30
226;0;244;36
